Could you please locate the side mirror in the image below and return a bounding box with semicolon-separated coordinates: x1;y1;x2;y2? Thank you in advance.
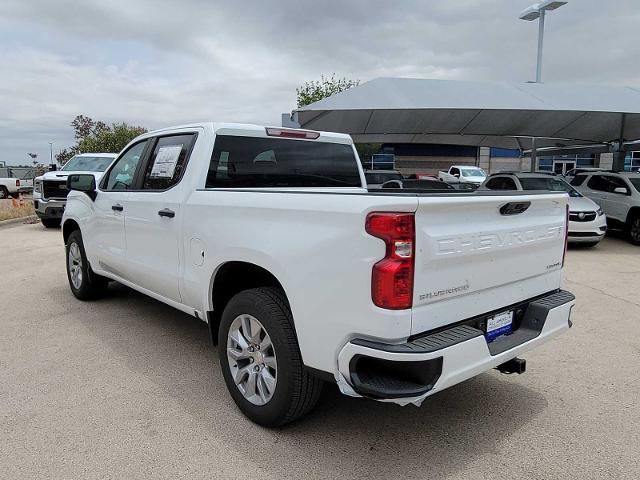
613;187;629;195
67;174;97;201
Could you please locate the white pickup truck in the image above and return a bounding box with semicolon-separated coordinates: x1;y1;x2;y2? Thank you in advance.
62;123;575;426
0;177;21;199
33;153;117;228
438;165;487;185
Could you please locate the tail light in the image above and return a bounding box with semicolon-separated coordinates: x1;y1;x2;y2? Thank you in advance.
365;212;415;309
562;204;569;267
15;179;20;187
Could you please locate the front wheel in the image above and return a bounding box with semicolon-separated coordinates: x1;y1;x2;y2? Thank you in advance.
628;216;640;245
66;230;108;300
218;287;323;427
41;218;61;228
0;186;8;199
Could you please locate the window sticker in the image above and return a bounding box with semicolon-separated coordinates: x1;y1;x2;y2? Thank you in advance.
150;145;183;178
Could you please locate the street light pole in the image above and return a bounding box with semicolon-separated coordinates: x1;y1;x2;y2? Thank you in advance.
49;142;53;165
519;1;567;84
519;1;567;171
535;9;545;83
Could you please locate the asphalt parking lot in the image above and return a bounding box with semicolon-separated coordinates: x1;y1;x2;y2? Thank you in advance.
1;222;639;480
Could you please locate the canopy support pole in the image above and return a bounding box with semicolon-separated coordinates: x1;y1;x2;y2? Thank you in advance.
530;138;537;172
612;113;627;172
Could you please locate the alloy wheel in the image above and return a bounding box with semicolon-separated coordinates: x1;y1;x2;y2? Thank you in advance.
68;242;83;289
227;314;278;406
631;218;640;243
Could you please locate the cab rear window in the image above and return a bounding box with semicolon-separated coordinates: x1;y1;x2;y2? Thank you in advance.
206;135;362;188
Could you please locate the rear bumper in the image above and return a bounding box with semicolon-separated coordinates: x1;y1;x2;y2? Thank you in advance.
335;290;575;405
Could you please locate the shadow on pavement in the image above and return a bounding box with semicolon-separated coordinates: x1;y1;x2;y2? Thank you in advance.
81;282;548;480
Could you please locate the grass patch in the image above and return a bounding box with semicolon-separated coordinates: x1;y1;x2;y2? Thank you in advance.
0;200;35;221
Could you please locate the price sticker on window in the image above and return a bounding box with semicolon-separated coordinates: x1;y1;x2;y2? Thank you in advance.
150;145;183;178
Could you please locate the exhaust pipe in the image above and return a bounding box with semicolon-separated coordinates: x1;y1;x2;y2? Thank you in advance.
496;358;526;375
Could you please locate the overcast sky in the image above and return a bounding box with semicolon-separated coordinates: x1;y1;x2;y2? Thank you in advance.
1;0;639;165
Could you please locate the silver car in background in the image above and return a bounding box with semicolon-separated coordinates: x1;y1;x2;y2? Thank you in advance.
481;172;607;247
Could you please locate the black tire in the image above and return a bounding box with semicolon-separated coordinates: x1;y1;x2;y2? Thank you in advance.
0;186;8;199
41;218;61;228
65;230;108;300
218;287;323;427
627;215;640;245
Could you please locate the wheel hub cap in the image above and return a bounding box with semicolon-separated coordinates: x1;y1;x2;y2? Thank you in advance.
632;219;640;241
227;314;278;406
68;242;83;289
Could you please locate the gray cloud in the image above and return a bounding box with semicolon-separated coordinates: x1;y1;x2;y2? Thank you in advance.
1;0;639;164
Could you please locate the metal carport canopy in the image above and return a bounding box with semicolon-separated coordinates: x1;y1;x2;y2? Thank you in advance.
295;78;640;150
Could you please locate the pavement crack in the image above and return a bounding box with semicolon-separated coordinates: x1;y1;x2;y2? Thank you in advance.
565;279;640;310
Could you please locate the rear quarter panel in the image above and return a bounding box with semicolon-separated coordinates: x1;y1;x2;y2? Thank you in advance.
182;190;419;373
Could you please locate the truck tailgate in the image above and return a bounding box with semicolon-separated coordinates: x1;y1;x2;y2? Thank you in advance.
411;192;567;335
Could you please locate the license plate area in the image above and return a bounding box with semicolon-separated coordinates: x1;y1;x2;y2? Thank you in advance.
485;310;513;342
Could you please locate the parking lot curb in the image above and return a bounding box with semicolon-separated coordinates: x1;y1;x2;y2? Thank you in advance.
0;215;39;229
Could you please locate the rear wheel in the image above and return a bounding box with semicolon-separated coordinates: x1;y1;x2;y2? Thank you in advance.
41;218;61;228
627;215;640;245
218;287;323;427
66;230;108;300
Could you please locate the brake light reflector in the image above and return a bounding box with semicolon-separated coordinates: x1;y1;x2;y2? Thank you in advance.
365;212;415;309
265;127;320;139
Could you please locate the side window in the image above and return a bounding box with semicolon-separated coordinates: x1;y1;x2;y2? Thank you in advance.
606;176;629;194
502;177;517;189
450;167;460;176
587;175;608;192
142;134;196;190
485;177;516;190
485;178;502;190
570;174;587;186
103;140;148;191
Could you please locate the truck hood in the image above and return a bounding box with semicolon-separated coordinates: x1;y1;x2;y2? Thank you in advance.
569;195;600;212
37;171;105;182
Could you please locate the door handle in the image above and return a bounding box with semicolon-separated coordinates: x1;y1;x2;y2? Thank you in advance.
111;204;124;212
158;208;175;218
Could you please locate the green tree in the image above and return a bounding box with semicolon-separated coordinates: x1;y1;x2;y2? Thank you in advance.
296;74;359;108
56;115;147;165
355;143;382;166
295;75;379;165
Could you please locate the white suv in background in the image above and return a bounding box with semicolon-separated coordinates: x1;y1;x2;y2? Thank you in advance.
482;172;607;247
570;171;640;245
